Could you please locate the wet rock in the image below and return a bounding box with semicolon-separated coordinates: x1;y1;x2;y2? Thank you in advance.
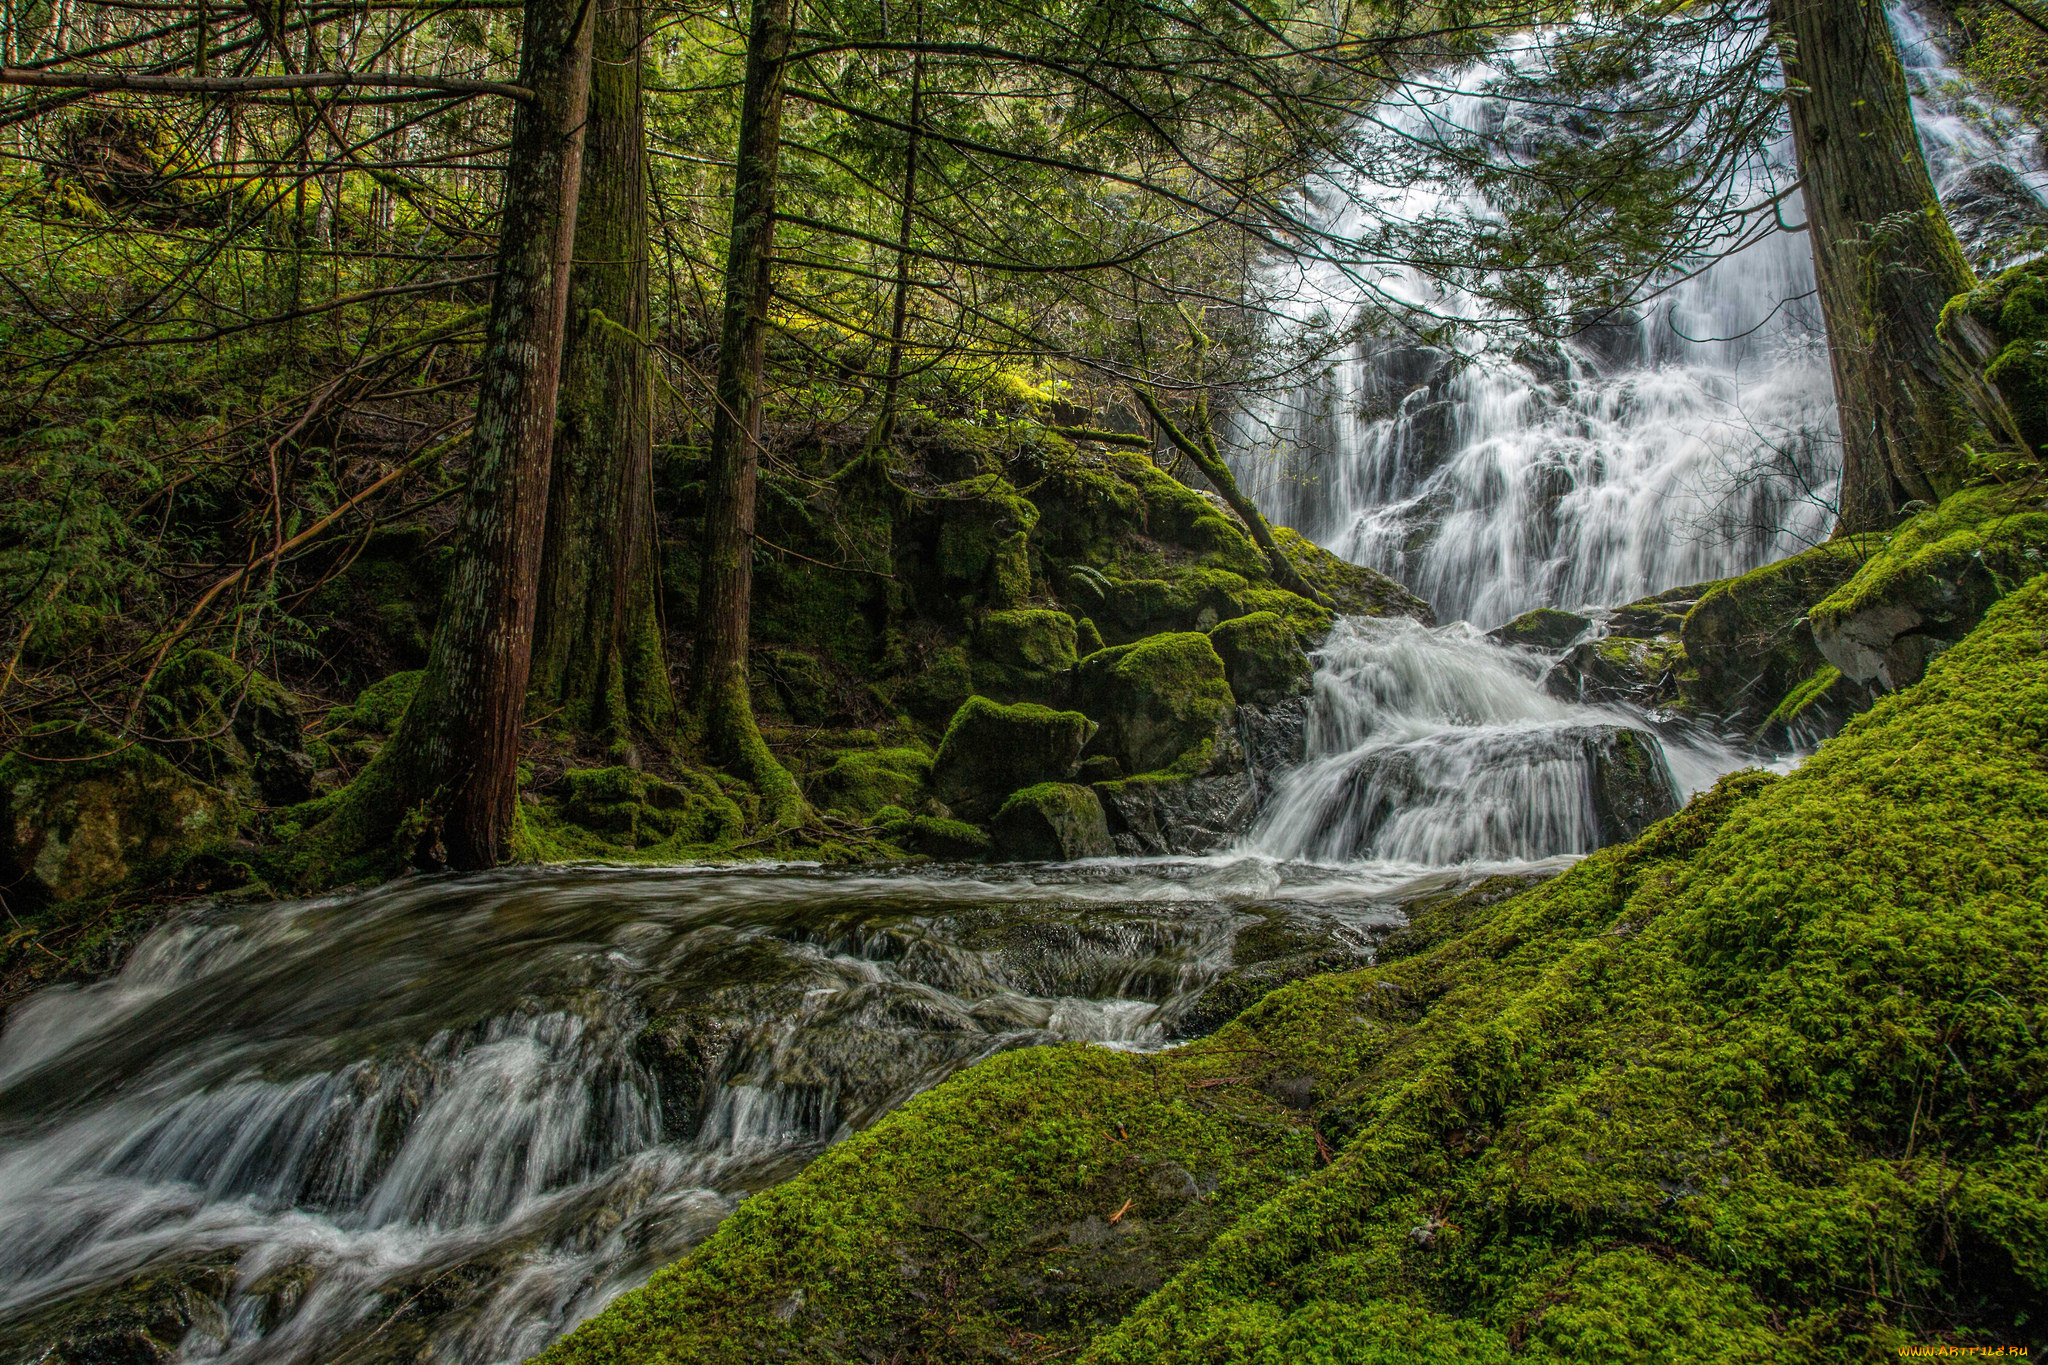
1073;632;1235;777
0;1252;236;1364
990;783;1114;860
1545;635;1684;707
1271;525;1436;624
1;733;234;907
1756;665;1878;753
1587;726;1682;844
1237;696;1309;807
931;696;1095;822
1488;607;1590;649
1605;581;1718;639
1808;490;2048;692
1679;537;1878;724
1207;611;1312;706
1092;720;1255;856
1942;163;2048;275
1165;909;1370;1040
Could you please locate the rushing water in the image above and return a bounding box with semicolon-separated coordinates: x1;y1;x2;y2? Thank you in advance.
1230;3;2048;629
0;861;1450;1363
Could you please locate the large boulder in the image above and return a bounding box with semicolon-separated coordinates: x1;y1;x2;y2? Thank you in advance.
1678;537;1879;723
1586;726;1683;845
1;734;234;907
1545;634;1685;708
1092;718;1258;856
970;609;1078;702
807;746;933;818
1272;525;1435;623
1073;632;1235;777
930;696;1094;821
1809;490;2048;692
989;783;1114;860
1207;611;1311;707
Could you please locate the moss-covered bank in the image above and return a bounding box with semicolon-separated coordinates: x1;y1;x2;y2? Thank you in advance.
540;573;2048;1363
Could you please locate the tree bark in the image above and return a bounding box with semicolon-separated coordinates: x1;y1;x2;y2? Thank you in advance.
333;0;593;869
1771;0;1980;532
688;0;807;825
531;0;673;746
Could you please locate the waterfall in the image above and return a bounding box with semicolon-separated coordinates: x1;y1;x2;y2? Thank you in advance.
1229;3;2047;630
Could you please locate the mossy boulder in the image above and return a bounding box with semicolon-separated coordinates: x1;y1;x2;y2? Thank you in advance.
1271;525;1435;623
1544;634;1684;707
1206;611;1311;707
1486;606;1590;649
930;696;1095;821
0;1251;237;1364
933;476;1039;608
1063;567;1253;642
890;641;974;724
146;650;315;804
1678;535;1880;723
0;731;235;907
1809;488;2048;690
882;812;993;860
808;747;932;818
971;609;1079;702
1073;633;1235;777
540;574;2048;1363
1585;725;1681;843
989;783;1114;861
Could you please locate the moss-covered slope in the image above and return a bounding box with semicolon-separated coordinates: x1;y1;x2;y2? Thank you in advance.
539;573;2048;1363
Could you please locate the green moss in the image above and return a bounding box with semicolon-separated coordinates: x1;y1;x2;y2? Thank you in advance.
880;812;991;859
1810;485;2048;632
1271;526;1433;623
1206;611;1311;707
976;609;1080;671
1075;616;1107;656
520;765;747;860
807;747;932;817
931;695;1095;821
1237;587;1336;642
989;781;1113;860
891;641;973;723
1943;255;2048;455
1488;606;1591;649
1074;632;1234;776
1678;536;1880;723
548;574;2048;1362
332;670;426;736
934;475;1040;608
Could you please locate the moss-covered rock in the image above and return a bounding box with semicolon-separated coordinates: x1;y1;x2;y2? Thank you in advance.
1810;487;2048;689
933;475;1039;609
971;608;1079;701
1486;606;1590;649
1207;611;1311;707
1073;633;1234;778
990;783;1114;861
0;730;235;907
1943;254;2048;456
1678;535;1881;722
807;746;933;818
930;696;1095;821
540;572;2048;1362
1272;525;1435;623
881;812;993;860
145;650;314;804
0;1251;237;1364
1544;633;1685;707
523;766;746;858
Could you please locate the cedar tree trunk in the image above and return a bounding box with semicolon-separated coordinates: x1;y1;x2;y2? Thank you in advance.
531;0;673;744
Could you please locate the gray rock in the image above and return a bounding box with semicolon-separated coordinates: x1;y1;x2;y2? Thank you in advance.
1587;726;1682;844
1487;607;1590;649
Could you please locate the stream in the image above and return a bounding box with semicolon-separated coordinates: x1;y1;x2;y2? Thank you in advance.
3;4;2043;1362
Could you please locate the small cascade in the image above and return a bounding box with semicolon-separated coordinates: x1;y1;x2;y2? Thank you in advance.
1247;617;1723;866
0;864;1399;1364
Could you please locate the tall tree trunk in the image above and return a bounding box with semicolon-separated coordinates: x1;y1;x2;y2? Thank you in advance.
531;0;673;748
688;0;807;827
1772;0;1980;532
322;0;594;870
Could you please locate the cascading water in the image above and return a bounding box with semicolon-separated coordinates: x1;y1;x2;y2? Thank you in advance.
1229;3;2047;631
0;863;1400;1364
